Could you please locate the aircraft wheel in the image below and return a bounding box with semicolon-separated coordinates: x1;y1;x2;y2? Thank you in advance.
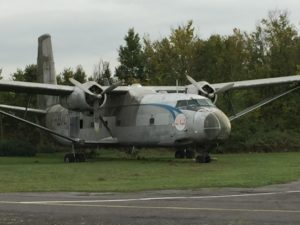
185;149;195;159
175;150;185;159
75;153;86;162
196;154;211;163
64;153;75;163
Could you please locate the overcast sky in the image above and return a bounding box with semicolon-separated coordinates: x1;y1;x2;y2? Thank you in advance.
1;0;300;79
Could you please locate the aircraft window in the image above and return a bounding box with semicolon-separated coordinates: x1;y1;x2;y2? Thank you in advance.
104;121;108;127
176;98;214;111
197;99;214;107
176;100;187;109
149;117;155;125
80;119;83;129
187;99;199;110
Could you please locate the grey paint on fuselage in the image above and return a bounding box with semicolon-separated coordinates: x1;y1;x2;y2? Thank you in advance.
46;90;231;147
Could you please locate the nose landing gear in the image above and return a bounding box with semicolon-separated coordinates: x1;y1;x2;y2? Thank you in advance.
194;143;218;163
175;144;216;163
174;148;195;159
195;151;211;163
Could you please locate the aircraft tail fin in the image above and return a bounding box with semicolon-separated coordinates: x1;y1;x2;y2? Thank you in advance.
37;34;58;109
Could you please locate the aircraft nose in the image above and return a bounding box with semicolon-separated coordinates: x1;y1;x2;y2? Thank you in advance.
207;109;231;140
203;112;221;140
194;109;231;141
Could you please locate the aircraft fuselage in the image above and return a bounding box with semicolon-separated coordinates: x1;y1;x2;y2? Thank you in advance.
45;92;231;147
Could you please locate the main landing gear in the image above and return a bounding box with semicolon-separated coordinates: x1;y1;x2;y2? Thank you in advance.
64;153;86;163
64;143;86;163
175;149;195;159
195;150;211;163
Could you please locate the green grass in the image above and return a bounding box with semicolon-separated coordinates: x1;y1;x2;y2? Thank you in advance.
0;150;300;192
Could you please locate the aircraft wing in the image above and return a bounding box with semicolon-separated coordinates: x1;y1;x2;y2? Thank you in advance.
0;104;46;115
0;80;74;96
211;75;300;91
0;80;131;96
140;75;300;93
0;75;299;96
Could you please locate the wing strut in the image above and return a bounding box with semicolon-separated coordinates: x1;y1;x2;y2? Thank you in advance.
0;109;80;143
229;85;300;121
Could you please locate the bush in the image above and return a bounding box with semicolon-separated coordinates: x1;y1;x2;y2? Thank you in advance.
0;140;37;157
224;129;300;153
38;146;57;153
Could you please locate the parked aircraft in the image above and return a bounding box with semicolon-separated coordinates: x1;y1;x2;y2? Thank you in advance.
0;34;299;162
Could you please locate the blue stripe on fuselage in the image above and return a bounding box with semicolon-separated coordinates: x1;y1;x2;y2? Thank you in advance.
143;104;182;119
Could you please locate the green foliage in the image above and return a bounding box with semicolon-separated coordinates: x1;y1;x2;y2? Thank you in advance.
57;65;87;85
144;21;198;85
12;64;37;82
0;140;37;157
115;28;145;84
7;64;38;107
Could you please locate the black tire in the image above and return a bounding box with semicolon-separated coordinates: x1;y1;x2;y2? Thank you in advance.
64;153;75;163
185;150;195;159
175;150;185;159
75;153;86;162
196;154;211;163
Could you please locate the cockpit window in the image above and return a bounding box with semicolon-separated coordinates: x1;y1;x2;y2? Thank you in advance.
176;98;214;110
195;99;214;107
176;100;187;108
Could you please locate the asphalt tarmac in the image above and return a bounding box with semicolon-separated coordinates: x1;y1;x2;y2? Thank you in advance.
0;182;300;225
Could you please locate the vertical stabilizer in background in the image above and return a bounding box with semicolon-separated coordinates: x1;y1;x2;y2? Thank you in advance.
37;34;58;109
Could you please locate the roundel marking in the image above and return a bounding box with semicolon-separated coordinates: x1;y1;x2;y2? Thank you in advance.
174;114;187;131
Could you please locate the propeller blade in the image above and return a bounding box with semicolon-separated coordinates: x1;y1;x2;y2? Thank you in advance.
186;75;203;91
99;115;114;137
69;78;96;96
101;80;122;95
93;101;100;132
215;83;234;94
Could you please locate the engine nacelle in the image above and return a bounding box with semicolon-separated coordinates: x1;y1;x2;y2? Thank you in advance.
60;83;107;111
186;82;217;103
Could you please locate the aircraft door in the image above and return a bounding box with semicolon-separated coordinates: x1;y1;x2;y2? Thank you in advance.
69;111;80;138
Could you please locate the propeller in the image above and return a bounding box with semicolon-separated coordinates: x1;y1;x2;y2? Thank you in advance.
186;75;204;93
93;80;122;132
102;80;122;95
69;78;121;133
186;75;234;102
69;78;95;96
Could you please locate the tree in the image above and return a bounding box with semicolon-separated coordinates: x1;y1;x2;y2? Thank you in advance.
115;28;145;84
0;65;44;144
193;34;225;82
73;65;87;83
12;64;37;82
246;10;298;78
144;21;199;85
57;66;87;85
9;64;38;107
93;60;112;85
168;20;198;83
